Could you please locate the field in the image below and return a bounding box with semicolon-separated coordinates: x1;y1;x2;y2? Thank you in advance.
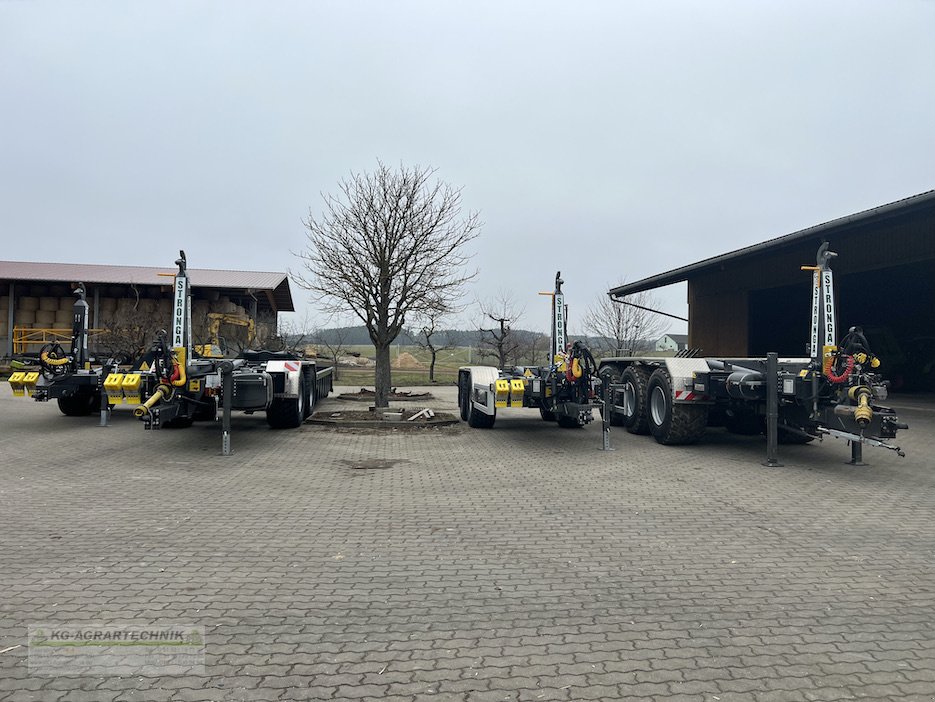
327;345;478;385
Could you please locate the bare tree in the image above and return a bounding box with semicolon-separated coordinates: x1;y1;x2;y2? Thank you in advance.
269;311;317;355
94;307;166;362
293;162;479;407
581;285;670;356
412;307;455;383
516;332;551;366
314;325;351;382
477;291;525;368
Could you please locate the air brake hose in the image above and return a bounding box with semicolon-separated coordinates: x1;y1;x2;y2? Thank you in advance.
824;354;854;383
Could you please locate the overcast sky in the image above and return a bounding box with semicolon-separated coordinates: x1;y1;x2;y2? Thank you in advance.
2;1;933;335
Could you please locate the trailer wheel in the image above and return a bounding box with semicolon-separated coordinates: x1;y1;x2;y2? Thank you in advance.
647;368;708;445
468;405;495;428
57;392;97;417
539;407;556;421
303;377;315;420
266;375;306;429
620;366;651;434
458;371;471;422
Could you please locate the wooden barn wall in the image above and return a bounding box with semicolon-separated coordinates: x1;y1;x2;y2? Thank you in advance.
687;207;935;356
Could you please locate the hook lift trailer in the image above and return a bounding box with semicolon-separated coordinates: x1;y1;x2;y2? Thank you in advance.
458;243;907;465
596;242;906;464
8;251;333;455
457;272;603;429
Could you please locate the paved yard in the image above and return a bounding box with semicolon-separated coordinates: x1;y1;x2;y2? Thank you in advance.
1;386;933;701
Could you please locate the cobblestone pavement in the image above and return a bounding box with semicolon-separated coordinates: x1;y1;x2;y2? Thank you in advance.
1;386;934;701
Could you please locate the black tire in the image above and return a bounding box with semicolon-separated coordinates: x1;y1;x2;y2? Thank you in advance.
539;406;556;421
57;393;97;417
620;366;651;434
646;368;708;445
458;372;471;422
266;375;307;429
467;405;495;428
303;376;315;420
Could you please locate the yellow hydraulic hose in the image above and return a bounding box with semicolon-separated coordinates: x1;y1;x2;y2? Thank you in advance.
170;347;188;387
134;383;171;418
40;352;71;367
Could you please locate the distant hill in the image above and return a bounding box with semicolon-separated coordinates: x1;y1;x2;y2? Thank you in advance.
300;325;654;354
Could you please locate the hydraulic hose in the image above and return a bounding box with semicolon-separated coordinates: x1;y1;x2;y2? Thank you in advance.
38;343;73;375
40;352;71;367
169;348;188;387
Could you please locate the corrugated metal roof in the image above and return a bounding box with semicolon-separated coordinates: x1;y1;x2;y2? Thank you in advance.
0;260;295;311
609;189;935;298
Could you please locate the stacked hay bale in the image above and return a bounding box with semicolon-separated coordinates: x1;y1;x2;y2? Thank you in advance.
15;295;39;330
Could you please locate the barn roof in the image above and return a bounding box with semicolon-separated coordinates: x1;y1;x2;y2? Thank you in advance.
609;189;935;298
0;260;295;311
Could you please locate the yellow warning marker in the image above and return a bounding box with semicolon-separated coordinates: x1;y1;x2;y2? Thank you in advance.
121;373;143;404
104;373;125;404
22;372;39;397
495;379;510;408
8;371;26;397
510;379;525;407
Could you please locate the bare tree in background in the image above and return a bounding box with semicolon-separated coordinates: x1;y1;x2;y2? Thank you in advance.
293;161;479;407
314;325;351;382
477;291;525;368
412;307;455;383
269;312;317;355
516;332;551;366
94;308;165;362
581;286;670;356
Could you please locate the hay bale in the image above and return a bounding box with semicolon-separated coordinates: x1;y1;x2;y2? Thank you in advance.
39;296;59;311
35;310;56;326
15;309;35;324
18;296;39;312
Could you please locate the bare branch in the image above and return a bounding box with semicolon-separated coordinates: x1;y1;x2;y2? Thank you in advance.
580;284;671;356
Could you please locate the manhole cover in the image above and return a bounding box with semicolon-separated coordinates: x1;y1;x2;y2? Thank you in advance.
340;458;409;471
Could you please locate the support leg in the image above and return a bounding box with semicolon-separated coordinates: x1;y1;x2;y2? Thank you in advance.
763;352;783;467
220;362;233;456
601;382;614;452
847;439;866;466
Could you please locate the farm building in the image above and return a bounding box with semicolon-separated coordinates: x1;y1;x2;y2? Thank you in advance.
610;189;935;392
0;260;294;359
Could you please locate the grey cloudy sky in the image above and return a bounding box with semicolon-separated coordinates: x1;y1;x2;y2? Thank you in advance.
2;1;934;335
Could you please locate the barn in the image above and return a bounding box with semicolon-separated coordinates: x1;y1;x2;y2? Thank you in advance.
609;190;935;392
0;260;295;360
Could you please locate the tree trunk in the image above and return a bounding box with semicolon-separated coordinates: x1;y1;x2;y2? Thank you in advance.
331;354;339;382
374;343;392;407
429;350;437;382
